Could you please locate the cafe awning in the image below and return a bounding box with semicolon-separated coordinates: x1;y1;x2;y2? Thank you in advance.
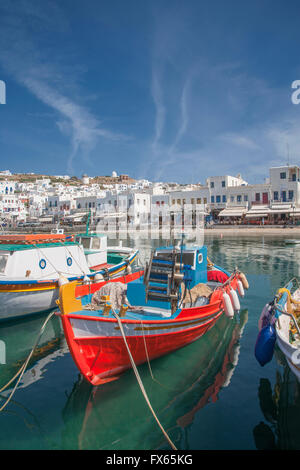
269;204;292;214
245;206;270;218
218;207;248;217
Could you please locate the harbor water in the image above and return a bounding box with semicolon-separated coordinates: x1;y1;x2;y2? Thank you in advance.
0;234;300;450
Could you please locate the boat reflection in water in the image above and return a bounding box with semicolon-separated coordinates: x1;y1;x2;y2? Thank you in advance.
254;348;300;450
0;312;68;393
61;309;248;450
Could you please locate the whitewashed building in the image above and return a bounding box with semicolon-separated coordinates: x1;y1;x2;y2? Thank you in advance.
0;180;16;195
0;194;27;220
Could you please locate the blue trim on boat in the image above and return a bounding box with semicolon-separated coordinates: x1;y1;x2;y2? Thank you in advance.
0;250;138;286
213;264;231;277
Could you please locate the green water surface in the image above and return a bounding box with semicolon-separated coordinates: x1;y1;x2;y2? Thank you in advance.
0;234;300;450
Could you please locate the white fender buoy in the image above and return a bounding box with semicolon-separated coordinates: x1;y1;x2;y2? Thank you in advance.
125;264;132;274
223;292;234;319
230;288;240;312
237;280;245;298
58;275;69;286
83;275;90;284
239;272;249;290
258;303;273;331
94;273;104;282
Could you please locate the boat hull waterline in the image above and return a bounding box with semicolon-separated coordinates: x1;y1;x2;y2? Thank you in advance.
60;307;223;385
59;275;242;386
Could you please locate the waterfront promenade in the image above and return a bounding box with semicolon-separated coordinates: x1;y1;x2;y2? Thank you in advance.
4;223;300;238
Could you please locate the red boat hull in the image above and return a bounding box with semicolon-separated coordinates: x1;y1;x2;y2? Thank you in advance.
60;294;226;385
59;274;244;386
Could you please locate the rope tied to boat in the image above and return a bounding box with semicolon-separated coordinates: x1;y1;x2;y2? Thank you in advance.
139;320;179;392
58;240;88;276
111;308;177;450
0;310;56;412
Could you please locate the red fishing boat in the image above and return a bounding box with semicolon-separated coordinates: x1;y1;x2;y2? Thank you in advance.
57;244;249;386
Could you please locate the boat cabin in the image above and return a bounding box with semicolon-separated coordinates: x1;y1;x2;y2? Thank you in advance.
155;246;208;284
74;233;107;269
0;241;91;280
125;246;208;313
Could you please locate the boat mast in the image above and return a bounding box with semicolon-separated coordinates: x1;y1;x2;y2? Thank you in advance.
86;210;91;235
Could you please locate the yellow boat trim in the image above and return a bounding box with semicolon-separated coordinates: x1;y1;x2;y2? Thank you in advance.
58;280;81;315
0;285;57;293
108;254;137;277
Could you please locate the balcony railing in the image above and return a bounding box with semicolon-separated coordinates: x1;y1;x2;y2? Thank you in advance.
269;198;294;204
288;177;300;182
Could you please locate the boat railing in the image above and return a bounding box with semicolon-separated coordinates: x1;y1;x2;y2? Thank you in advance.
219;269;239;288
283;277;300;293
274;301;300;337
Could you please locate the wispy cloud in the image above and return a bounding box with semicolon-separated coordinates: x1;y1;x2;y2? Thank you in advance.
168;74;192;155
137;3;300;184
0;0;128;174
151;66;166;154
219;133;261;151
22;77;128;174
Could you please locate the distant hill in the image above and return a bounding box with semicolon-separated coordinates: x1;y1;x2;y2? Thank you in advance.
0;173;136;185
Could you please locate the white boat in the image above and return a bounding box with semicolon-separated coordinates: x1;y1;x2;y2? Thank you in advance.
273;279;300;381
74;232;135;274
0;233;138;321
284;240;300;245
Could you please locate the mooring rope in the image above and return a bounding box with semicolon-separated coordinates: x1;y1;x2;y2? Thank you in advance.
111;309;177;450
0;310;56;412
58;240;88;276
139;320;179;393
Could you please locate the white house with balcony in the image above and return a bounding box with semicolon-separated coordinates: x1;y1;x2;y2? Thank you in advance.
206;174;248;216
216;166;300;223
0;180;16;195
75;195;97;212
45;194;75;217
168;188;209;209
96;191;151;227
0;194;27;220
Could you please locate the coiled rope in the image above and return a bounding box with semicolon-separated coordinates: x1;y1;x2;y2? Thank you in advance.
111;309;177;450
277;287;300;305
0;310;56;412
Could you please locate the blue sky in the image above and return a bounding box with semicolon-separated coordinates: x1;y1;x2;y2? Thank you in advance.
1;0;300;184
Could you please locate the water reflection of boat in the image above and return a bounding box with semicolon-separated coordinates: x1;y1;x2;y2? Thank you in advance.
284;239;300;245
61;309;248;450
0;312;68;392
254;348;300;450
